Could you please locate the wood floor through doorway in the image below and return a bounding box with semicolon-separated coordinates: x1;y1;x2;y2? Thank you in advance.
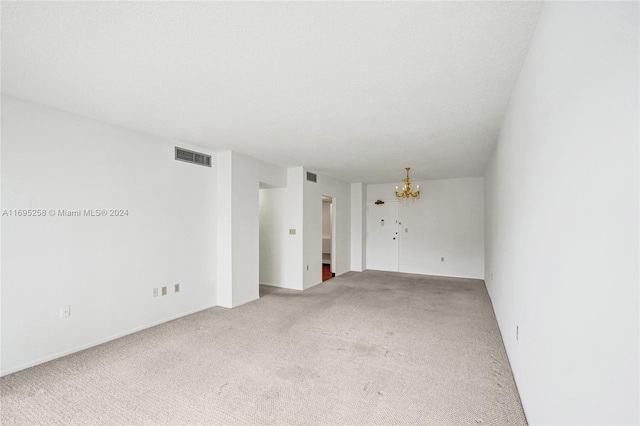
322;264;332;281
0;271;526;425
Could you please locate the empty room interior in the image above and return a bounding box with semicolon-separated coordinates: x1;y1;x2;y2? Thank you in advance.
1;1;638;425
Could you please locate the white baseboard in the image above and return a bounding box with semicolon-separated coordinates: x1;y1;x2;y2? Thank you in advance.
259;282;302;291
1;303;217;377
304;280;323;290
231;295;260;308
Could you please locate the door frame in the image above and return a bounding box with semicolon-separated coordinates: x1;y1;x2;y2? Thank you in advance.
322;195;336;276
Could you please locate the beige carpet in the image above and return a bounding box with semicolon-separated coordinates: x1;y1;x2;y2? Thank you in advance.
1;271;527;425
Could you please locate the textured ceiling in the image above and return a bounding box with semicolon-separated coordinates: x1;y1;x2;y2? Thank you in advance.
1;1;542;184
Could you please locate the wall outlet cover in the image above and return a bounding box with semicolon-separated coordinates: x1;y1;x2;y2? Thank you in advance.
60;306;71;318
162;286;167;296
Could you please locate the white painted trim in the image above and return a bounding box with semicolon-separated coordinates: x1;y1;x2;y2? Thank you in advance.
362;269;484;282
304;280;324;290
259;282;301;291
0;304;217;377
231;296;260;308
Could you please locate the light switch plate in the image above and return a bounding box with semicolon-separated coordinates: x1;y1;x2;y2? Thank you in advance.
60;306;71;318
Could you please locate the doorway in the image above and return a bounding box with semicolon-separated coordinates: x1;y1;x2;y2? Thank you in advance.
366;201;399;271
322;196;334;281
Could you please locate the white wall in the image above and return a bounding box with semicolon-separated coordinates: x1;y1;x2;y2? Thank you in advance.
322;200;332;255
322;201;332;239
1;96;217;375
350;183;366;272
484;2;639;424
260;168;350;290
259;168;304;290
216;152;233;307
217;151;286;307
366;177;484;279
303;170;351;289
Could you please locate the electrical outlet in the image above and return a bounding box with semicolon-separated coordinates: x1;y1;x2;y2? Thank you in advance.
60;306;71;318
441;257;445;262
162;286;167;296
289;229;296;235
174;283;180;293
153;288;158;297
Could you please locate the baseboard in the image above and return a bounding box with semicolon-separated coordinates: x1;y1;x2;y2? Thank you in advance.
0;303;217;377
362;269;483;281
304;280;324;290
259;282;302;291
231;295;260;308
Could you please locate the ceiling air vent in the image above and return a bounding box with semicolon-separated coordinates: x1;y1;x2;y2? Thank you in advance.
175;147;211;167
306;171;317;183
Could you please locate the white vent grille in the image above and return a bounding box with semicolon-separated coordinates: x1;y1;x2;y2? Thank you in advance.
306;172;317;183
175;147;211;167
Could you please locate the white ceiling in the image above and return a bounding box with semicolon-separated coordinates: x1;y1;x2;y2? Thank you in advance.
1;1;542;184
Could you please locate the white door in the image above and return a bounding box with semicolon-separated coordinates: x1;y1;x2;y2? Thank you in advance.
366;202;399;271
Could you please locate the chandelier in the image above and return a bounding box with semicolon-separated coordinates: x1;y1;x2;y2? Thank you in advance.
395;167;420;200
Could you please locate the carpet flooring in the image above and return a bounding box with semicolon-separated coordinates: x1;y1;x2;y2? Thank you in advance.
0;271;526;425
